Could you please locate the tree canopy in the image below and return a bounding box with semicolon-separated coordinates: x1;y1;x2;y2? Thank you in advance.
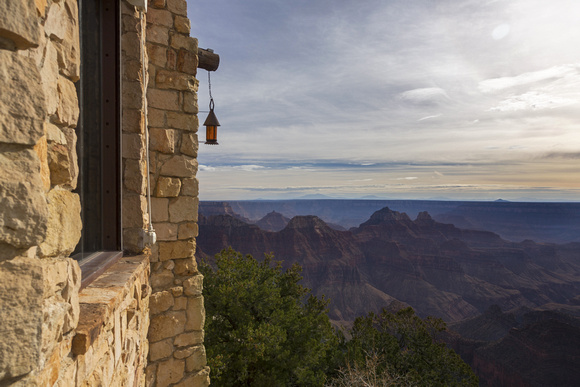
199;248;340;386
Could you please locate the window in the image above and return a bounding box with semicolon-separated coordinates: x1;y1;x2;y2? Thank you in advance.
75;0;122;287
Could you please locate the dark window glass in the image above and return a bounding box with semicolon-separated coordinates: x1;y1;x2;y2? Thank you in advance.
74;0;121;260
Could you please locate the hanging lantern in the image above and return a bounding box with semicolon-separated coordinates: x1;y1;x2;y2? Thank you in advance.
204;98;220;145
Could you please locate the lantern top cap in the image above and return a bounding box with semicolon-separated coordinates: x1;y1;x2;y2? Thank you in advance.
203;109;220;127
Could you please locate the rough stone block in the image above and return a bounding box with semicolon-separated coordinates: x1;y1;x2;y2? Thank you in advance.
174;257;197;276
155;176;181;197
0;147;48;250
185;346;207;372
150;290;174;315
174;331;204;347
154;222;178;241
122;80;143;110
147;24;169;45
149;311;186;342
148;107;166;127
160;155;197;178
173;296;187;311
149;339;173;362
122;194;148;228
156;70;195;91
122;108;143;134
178;222;198;240
182;91;198;114
174;16;190;34
151;197;169;222
122;133;144;160
147;8;173;27
150;128;175;154
156;358;185;386
0;257;44;379
0;51;46;145
159;240;195;261
50;0;80;81
147;43;167;67
180;178;198;197
147;88;179;111
150;270;174;292
180;133;198;158
173;367;210;387
54;77;80;127
169;196;198;223
0;0;41;49
38;188;81;257
177;49;197;75
167;111;197;130
183;276;203;298
124;158;147;195
34;136;51;192
152;0;166;10
170;34;196;52
167;0;188;16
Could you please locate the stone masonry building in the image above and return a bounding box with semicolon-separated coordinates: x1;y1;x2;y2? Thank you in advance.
0;0;210;385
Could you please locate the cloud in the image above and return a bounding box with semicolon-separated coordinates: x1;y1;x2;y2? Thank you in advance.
418;114;443;121
398;88;450;105
478;64;580;94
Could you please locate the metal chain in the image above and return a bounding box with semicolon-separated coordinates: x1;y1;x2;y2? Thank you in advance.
208;71;214;110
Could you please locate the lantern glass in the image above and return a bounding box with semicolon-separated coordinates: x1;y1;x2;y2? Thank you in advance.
205;125;218;145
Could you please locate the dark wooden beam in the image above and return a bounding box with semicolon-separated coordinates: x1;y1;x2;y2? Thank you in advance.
198;48;220;71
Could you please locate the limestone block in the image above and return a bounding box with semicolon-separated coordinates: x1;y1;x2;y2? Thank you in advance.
39;39;60;115
147;88;179;111
174;257;197;276
0;257;44;379
178;222;198;240
124;158;147;195
34;135;51;192
167;0;188;16
149;311;186;342
53;0;81;81
47;143;73;186
0;147;48;250
158;240;195;261
150;128;175;154
122;194;148;228
180;178;198;197
148;108;166;127
173;296;187;310
160;155;197;178
122;108;143;134
174;331;204;347
122;133;144;160
183;276;203;297
122;80;144;110
149;339;173;362
170;34;196;52
60;127;79;189
169;196;198;223
147;43;168;68
156;70;195;91
185;346;207;372
35;0;46;17
0;50;46;145
46;122;67;144
177;49;197;75
167;111;197;130
121;31;141;60
185;297;205;331
38;188;82;257
147;24;169;45
150;290;174;315
151;197;169;222
152;0;167;9
55;77;80;127
148;8;173;27
156;358;185;386
0;0;41;49
182;91;198;114
153;222;178;241
123;58;142;81
155;176;181;197
174;16;190;34
166;47;177;70
150;270;174;292
173;367;210;387
171;286;184;297
180;133;198;158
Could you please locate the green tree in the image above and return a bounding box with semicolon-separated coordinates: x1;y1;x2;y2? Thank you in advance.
342;307;478;386
199;248;340;386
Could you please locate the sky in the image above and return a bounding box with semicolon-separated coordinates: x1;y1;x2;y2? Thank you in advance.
186;0;580;201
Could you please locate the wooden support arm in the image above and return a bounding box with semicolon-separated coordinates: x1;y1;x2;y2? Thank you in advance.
198;48;220;71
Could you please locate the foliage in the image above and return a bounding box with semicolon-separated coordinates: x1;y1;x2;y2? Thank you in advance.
199;248;341;387
342;307;478;386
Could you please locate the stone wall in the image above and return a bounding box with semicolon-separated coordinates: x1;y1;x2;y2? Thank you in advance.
0;0;207;386
143;0;209;385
